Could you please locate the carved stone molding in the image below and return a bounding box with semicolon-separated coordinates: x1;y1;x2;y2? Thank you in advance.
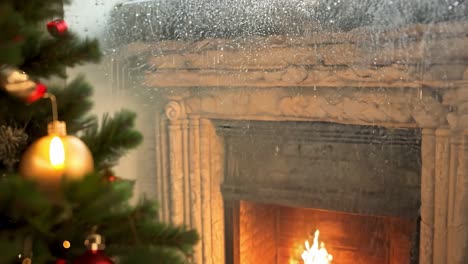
443;86;468;130
165;100;185;121
184;87;449;128
277;93;446;128
142;22;468;90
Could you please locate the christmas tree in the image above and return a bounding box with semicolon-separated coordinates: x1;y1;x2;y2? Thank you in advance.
0;0;198;263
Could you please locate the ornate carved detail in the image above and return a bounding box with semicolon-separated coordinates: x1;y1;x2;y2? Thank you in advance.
184;87;450;128
165;101;184;121
278;92;447;128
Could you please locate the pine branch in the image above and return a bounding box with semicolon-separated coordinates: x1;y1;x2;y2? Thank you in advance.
60;176;198;260
100;200;199;254
136;222;199;254
20;33;101;79
80;110;143;170
10;0;65;24
0;177;54;234
0;4;26;66
0;239;20;263
0;173;198;262
53;76;96;134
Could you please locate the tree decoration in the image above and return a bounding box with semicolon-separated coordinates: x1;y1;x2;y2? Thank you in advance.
0;66;47;103
50;239;72;264
19;94;94;189
73;233;114;264
0;125;28;171
47;19;69;37
102;169;121;182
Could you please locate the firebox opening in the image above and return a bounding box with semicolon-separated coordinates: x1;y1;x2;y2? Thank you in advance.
220;121;422;264
239;200;416;264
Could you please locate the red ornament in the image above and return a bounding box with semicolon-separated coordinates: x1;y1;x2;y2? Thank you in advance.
107;175;117;182
72;250;114;264
0;66;47;103
55;259;67;264
73;233;114;264
102;169;121;182
26;83;47;103
47;19;68;37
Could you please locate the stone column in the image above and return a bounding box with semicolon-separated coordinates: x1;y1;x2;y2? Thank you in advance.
200;118;213;264
420;129;435;263
182;119;191;226
427;129;468;264
165;101;187;225
189;116;203;264
210;122;225;264
447;131;468;264
433;129;450;263
164;112;225;264
155;113;170;222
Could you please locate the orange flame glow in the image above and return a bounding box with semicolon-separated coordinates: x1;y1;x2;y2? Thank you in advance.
301;230;333;264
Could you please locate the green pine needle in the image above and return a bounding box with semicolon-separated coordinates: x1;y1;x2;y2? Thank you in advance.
81;110;143;170
21;33;101;79
52;75;96;134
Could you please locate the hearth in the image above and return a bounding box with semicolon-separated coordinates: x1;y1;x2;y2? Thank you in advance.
219;121;421;264
232;201;415;264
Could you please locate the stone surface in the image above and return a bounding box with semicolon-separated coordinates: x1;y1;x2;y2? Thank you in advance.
188;117;203;264
145;67;454;89
423;64;466;81
281;66;308;83
420;129;435;264
447;110;468;130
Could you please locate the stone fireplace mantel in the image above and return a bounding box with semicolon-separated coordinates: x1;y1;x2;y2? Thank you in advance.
116;21;468;264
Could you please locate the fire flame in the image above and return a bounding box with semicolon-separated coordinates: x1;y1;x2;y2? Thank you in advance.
301;230;333;264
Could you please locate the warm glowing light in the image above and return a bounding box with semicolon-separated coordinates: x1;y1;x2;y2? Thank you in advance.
49;136;65;169
301;230;333;264
62;240;71;249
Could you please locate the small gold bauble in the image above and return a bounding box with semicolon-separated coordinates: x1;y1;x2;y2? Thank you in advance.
19;121;94;189
63;240;71;249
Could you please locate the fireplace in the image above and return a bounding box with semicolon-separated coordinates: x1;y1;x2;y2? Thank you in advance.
120;20;468;264
219;121;421;264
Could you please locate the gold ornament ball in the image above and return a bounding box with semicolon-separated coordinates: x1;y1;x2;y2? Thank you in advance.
19;122;94;188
